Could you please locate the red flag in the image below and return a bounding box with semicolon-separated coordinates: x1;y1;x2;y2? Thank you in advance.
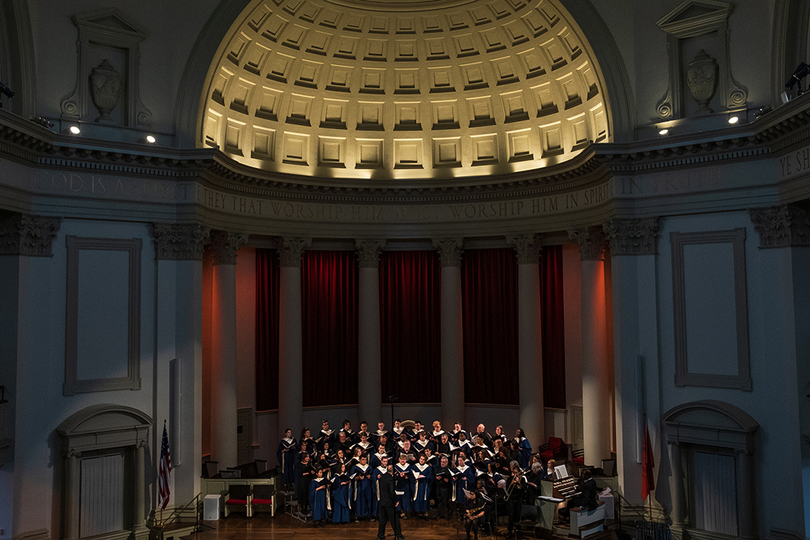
641;425;655;501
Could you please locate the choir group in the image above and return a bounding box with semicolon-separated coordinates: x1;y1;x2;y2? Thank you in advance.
277;418;556;539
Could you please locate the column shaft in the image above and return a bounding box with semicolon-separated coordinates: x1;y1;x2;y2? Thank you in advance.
440;264;464;427
358;266;382;424
134;444;146;526
278;266;304;434
581;258;611;466
517;262;544;446
210;263;238;467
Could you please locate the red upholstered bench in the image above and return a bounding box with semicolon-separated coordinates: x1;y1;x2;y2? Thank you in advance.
251;484;276;517
224;484;253;517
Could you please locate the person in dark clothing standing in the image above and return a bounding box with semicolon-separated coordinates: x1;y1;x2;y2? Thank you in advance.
377;462;406;540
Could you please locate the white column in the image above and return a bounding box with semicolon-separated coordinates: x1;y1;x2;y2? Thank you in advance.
570;227;611;466
277;238;310;436
209;231;247;468
153;223;208;505
356;240;385;425
507;234;544;447
434;239;465;428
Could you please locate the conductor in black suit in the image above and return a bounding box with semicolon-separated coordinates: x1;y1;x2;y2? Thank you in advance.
377;462;405;540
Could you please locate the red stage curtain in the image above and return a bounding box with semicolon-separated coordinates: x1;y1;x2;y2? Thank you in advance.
461;248;519;405
379;251;441;403
255;249;279;411
541;245;566;408
302;250;359;406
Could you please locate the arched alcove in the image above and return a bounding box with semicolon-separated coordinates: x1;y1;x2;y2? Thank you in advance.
56;405;152;540
662;400;758;540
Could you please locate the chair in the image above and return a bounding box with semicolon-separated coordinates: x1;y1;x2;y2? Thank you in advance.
224;484;253;517
514;504;539;539
252;484;276;516
539;437;566;462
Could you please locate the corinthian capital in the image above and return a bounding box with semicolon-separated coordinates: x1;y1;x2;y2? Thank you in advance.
506;234;542;264
356;239;386;268
569;227;606;261
602;218;659;256
277;237;311;267
750;204;810;248
210;230;249;265
152;223;210;260
0;213;61;256
433;238;464;267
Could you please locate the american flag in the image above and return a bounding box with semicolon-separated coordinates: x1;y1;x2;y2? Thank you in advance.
159;423;173;509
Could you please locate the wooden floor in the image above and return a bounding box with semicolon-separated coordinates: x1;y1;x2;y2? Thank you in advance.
187;512;511;540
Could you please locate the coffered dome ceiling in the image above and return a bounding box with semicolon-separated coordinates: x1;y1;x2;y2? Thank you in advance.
201;0;609;183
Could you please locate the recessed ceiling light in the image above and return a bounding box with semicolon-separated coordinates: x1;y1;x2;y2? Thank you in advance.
69;126;81;135
146;135;156;144
658;128;669;136
728;116;739;125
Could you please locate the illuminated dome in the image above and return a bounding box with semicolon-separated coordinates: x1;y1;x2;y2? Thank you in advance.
201;0;610;181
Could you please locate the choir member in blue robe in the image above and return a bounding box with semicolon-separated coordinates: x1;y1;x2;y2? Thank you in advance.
514;428;532;469
309;467;330;526
331;448;349;471
493;425;508;446
354;421;372;444
351;454;373;520
451;423;469;444
371;455;389;518
412;430;434;454
371;444;390;469
316;420;334;451
340;419;354;442
394;453;413;515
453;455;475;504
299;428;315;451
277;429;297;488
411;454;434;518
431;421;446;442
331;463;352;524
353;432;374;455
392;419;405;440
372;422;388;446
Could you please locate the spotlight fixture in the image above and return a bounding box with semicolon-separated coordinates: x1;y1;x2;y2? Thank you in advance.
0;81;14;108
69;125;81;135
728;116;739;125
658;128;669;136
31;116;54;129
786;62;810;95
146;135;156;144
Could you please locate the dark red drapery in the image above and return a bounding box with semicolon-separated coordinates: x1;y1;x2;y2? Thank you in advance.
461;248;520;405
255;249;279;411
301;250;359;406
379;251;441;403
540;245;566;408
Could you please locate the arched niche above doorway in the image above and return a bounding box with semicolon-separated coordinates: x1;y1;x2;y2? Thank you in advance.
662;400;758;540
56;404;153;540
